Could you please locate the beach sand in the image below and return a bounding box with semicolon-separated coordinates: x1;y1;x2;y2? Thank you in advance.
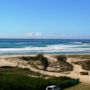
0;54;90;84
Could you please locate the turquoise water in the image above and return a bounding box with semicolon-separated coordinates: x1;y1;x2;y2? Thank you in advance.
0;39;90;55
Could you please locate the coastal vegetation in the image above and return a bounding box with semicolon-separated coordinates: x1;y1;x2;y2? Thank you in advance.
0;54;82;90
74;60;90;70
36;54;49;71
80;71;89;75
1;54;90;89
67;55;90;59
56;55;73;71
0;67;79;90
0;66;41;76
20;54;73;72
57;55;67;62
21;54;49;71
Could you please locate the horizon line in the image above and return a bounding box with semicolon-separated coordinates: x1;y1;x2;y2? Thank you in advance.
0;38;90;40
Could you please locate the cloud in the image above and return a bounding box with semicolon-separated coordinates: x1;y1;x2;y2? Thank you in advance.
26;32;34;37
35;32;42;36
25;32;42;37
24;33;90;39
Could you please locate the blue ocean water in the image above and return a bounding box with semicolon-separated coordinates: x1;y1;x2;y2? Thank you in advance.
0;39;90;55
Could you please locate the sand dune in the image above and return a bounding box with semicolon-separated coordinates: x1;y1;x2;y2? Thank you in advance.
0;55;90;84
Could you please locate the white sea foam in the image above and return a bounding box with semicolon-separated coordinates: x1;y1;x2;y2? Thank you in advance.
0;44;90;53
70;42;83;44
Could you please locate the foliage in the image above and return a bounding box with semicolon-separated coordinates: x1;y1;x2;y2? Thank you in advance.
75;60;90;70
56;55;73;71
0;66;14;69
35;53;44;60
0;66;41;76
80;72;89;75
19;54;49;71
20;54;44;61
0;72;79;90
58;61;73;71
36;54;49;71
20;56;36;61
57;55;67;62
67;55;90;59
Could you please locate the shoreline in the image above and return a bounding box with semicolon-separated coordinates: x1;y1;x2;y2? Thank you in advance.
0;53;89;57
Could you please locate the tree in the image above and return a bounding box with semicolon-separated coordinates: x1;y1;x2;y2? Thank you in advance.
35;53;49;71
39;56;49;71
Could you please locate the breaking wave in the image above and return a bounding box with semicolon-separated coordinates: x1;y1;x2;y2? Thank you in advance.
0;44;90;54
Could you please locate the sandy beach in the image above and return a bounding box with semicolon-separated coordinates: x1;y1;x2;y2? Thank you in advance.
0;54;90;84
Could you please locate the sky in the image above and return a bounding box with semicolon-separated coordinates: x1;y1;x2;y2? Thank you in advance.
0;0;90;39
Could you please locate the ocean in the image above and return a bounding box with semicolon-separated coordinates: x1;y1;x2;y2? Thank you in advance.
0;39;90;55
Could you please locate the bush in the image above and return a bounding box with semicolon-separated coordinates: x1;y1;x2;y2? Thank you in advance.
0;66;14;69
59;61;73;71
35;53;49;71
75;60;90;70
20;56;31;60
40;57;49;71
0;72;79;90
20;56;36;61
80;72;89;75
20;54;44;61
57;55;67;62
35;53;44;60
56;55;73;71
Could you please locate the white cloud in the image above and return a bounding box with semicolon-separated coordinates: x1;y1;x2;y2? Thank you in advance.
25;32;42;37
24;33;90;39
26;32;34;37
35;32;42;36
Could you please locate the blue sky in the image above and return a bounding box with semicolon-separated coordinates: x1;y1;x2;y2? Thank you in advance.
0;0;90;39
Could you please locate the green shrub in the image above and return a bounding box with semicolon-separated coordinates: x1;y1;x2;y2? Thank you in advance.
35;53;44;60
40;57;49;71
0;66;14;68
75;60;90;70
0;72;79;90
20;56;36;61
80;72;89;75
57;55;67;62
56;55;73;71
